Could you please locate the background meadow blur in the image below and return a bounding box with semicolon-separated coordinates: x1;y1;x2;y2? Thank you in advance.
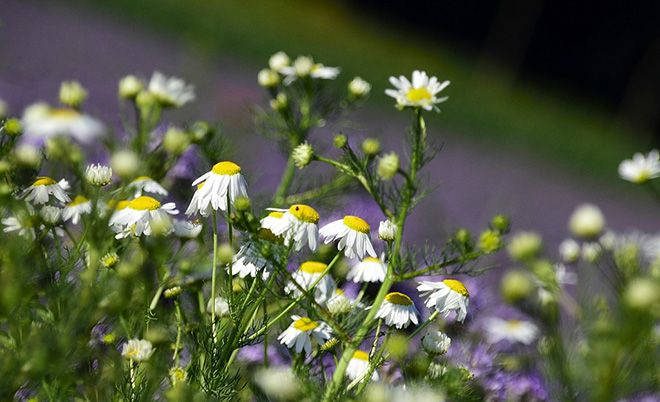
1;0;659;244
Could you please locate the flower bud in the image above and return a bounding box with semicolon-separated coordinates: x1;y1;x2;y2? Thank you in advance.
507;231;542;261
118;75;144;99
14;144;41;167
292;56;313;77
348;77;371;98
501;270;534;303
333;134;347;148
478;229;502;253
624;277;659;311
190;121;211;143
162;126;190;155
3;118;22;137
217;243;234;265
454;229;471;245
0;99;7;119
110;149;140;178
581;242;601;263
291;141;313;169
100;252;119;269
378;219;397;241
135;90;157;110
234;196;251;212
377;152;399;180
0;160;11;174
254;367;301;401
422;330;451;356
257;68;280;88
164;286;182;298
491;214;510;233
385;334;409;360
559;239;580;263
569;204;605;238
362;138;381;155
59;81;87;108
40;206;61;225
268;51;290;72
207;296;230;317
270;93;287;111
85;164;113;186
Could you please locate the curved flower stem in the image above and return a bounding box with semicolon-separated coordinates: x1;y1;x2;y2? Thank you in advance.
173;300;183;365
210;210;218;342
273;155;297;206
409;310;439;339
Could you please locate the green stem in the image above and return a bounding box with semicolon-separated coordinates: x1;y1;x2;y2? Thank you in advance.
210;211;218;341
226;194;234;312
273;155;297;206
173;301;183;365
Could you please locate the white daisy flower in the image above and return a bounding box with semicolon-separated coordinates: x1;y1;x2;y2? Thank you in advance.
277;315;332;355
188;161;248;214
618;150;660;183
484;317;539;345
206;296;230;317
40;205;62;225
319;215;376;260
285;261;335;304
327;289;353;315
62;195;92;224
347;255;387;283
346;350;379;382
422;331;451;356
172;219;202;239
22;177;70;205
266;204;319;251
268;51;291;72
21;102;104;144
385;70;450;111
128;176;168;197
375;292;419;329
378;219;397;241
2;215;36;240
230;242;272;279
417;279;470;323
148;71;195;107
109;196;178;239
281;56;340;85
121;339;154;362
260;210;285;232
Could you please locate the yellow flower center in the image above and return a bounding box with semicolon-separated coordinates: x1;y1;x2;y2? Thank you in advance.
129;196;161;211
406;87;432;103
132;175;151;183
69;195;89;206
114;200;130;210
442;279;469;297
363;257;381;264
343;216;370;234
49;108;79;119
353;350;369;361
212;161;241;175
32;177;56;187
300;261;327;274
289;204;319;223
335;289;345;296
268;211;284;219
506;320;522;329
633;171;650;183
293;317;318;332
385;292;413;306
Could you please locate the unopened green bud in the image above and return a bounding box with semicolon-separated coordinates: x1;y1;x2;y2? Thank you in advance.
491;214;510;233
0;160;10;174
59;81;87;108
362;138;381;155
136;90;158;110
507;231;542;261
257;68;280;88
234;196;251;212
3;118;22;137
0;183;12;197
624;277;659;311
348;77;371;98
569;204;605;238
377;152;399;180
110;149;140;178
269;93;287;111
164;286;182;298
478;229;502;253
385;333;409;360
190;121;211;143
14;144;41;167
163;126;190;155
501;270;534;303
455;229;471;245
119;75;144;99
333;134;347;148
217;243;234;265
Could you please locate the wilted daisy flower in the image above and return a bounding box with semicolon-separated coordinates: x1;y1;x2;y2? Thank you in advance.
128;176;168;197
188;161;248;214
347;350;379;382
378;219;397;241
62;195;92;224
327;289;353;315
109;196;178;239
347;255;387;283
147;71;195;107
277;315;332;355
320;215;377;259
618;150;660;183
385;70;450;111
22;177;70;205
375;292;419;329
85;164;112;186
484;317;539;345
206;296;230;317
285;261;335;304
2;215;36;240
21;102;104;144
281;56;340;84
266;204;320;251
172;219;202;239
417;279;470;323
121;339;154;362
348;77;371;98
422;331;451;356
230;242;272;279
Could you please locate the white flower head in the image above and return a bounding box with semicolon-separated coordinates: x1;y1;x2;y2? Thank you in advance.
257;69;280;88
348;77;371;98
281;56;340;84
268;51;291;72
21;102;104;144
172;219;202;239
253;366;300;401
266;204;319;251
285;261;335;304
378;219;397;241
422;331;451;356
260;210;285;232
484;317;539;345
129;175;168;197
22;177;70;205
148;71;195;107
188;161;248;215
110;150;140;178
291;141;314;169
118;75;144;99
559;238;580;263
347;255;387;283
62;195;92;224
277;315;332;355
59;80;87;108
327;289;353;315
85;164;113;186
375;292;419;329
346;350;379;382
109;196;179;239
40;205;62;225
618;150;660;184
319;215;377;259
417;279;470;323
2;215;36;240
121;339;154;362
569;204;605;238
554;263;577;287
385;70;450;111
230;242;272;279
206;296;230;317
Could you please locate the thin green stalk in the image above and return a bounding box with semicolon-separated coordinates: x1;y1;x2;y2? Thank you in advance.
173;301;183;365
273;155;297;206
226;193;234;312
210;211;218;341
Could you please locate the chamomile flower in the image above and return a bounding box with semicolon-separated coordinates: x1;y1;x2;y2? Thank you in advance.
385;70;450;111
121;339;154;362
21;102;104;144
618;150;660;183
347;255;387;283
277;315;332;355
85;164;113;186
260;211;285;232
281;56;340;84
422;331;451;356
109;196;178;239
375;292;419;329
62;195;92;224
417;279;470;323
319;215;376;259
188;161;248;214
266;204;320;251
128;176;168;197
285;261;335;304
172;219;202;239
206;296;230;317
148;71;195;107
2;215;36;240
230;242;272;279
346;350;379;382
484;317;539;345
22;177;70;205
327;289;353;315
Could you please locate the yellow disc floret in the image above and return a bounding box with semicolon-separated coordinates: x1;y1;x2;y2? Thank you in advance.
129;196;161;211
293;317;318;332
363;257;381;264
132;175;152;182
442;279;470;297
49;108;79;119
268;211;284;219
212;161;241;175
300;261;327;274
289;204;320;223
32;177;57;187
68;195;89;206
352;350;369;361
385;292;413;306
406;87;432;103
343;215;370;234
